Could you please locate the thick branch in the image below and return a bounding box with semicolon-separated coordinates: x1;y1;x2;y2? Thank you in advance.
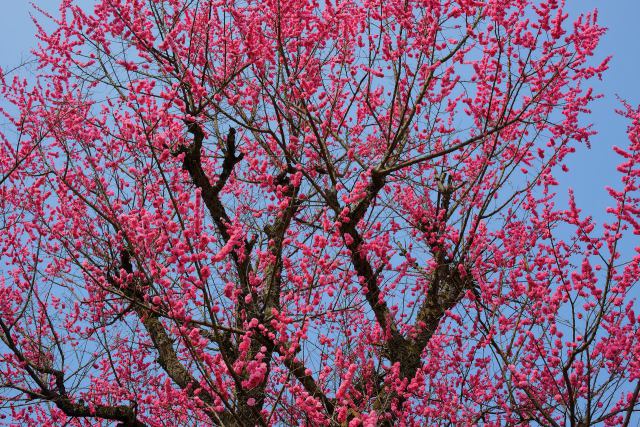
328;171;414;375
0;317;145;426
412;265;468;358
181;125;242;243
281;356;335;415
47;395;146;427
111;253;239;426
262;171;300;313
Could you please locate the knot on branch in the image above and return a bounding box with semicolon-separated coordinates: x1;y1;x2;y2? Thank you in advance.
213;127;244;193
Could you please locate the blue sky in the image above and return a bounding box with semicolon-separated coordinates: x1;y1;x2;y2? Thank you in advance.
1;1;639;217
561;1;640;215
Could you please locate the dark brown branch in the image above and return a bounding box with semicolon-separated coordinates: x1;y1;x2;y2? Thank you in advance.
0;317;146;426
260;331;336;422
181;124;240;243
180;125;254;312
47;396;146;427
328;171;416;379
333;168;470;388
262;171;300;313
110;253;240;427
281;356;335;415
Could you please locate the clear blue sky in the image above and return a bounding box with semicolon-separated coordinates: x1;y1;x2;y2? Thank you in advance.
1;1;639;218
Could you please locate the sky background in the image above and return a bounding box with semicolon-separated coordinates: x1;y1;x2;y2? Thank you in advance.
1;0;639;221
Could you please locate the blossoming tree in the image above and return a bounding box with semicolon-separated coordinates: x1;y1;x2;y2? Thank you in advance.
1;0;639;425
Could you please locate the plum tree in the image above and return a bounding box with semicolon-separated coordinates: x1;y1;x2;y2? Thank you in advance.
1;1;639;425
